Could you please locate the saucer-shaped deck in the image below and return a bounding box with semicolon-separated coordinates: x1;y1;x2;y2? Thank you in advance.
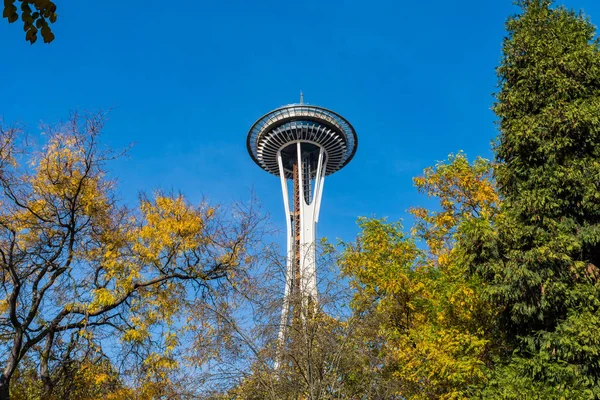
247;104;357;179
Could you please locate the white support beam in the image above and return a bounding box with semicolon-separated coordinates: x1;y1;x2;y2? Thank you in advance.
275;151;293;371
275;142;327;370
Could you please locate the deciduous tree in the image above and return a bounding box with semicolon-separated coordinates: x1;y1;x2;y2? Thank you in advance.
0;113;264;399
340;153;499;399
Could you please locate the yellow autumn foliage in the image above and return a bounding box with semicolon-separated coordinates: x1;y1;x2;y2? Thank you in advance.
0;114;260;399
341;152;499;399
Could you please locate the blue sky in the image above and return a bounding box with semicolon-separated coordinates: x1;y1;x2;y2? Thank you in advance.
2;0;599;244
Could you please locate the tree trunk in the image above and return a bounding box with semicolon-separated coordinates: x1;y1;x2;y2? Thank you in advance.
0;375;10;400
41;380;55;400
40;331;55;400
2;329;25;400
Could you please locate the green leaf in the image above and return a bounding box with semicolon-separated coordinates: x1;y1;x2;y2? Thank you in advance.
25;25;37;43
41;24;53;43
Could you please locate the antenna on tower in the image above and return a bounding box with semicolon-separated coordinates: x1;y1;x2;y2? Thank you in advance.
300;91;304;104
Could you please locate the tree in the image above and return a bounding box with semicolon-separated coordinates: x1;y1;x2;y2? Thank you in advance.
2;0;57;44
0;113;264;399
192;246;366;400
340;153;499;399
462;1;600;397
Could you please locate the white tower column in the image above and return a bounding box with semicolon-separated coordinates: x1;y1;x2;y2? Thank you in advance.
297;142;326;303
274;142;326;369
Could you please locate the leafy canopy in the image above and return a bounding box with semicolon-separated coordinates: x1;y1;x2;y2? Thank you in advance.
340;153;499;399
462;0;600;397
0;113;263;399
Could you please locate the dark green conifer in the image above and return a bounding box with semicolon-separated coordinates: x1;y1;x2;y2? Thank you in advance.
467;1;600;397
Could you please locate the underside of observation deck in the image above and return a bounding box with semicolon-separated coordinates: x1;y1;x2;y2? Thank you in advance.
247;104;358;179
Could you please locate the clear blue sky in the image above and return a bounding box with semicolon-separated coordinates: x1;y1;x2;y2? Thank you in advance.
1;0;599;243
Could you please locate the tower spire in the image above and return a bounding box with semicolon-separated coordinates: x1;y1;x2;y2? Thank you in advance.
300;91;304;105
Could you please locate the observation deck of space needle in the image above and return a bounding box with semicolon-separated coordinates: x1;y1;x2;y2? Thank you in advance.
246;93;358;368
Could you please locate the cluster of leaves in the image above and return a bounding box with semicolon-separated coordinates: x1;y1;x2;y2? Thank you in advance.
339;153;500;399
2;0;57;43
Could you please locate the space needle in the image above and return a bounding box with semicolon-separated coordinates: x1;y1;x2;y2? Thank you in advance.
246;95;357;366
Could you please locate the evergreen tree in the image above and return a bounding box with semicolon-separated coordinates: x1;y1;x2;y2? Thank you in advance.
465;1;600;397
